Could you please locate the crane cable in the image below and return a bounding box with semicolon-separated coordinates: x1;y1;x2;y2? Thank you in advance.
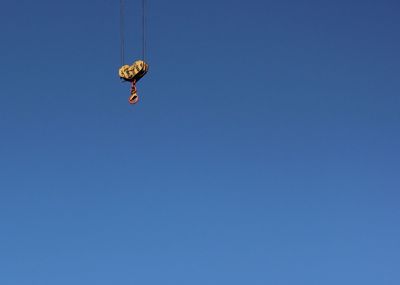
120;0;147;66
120;0;125;66
142;0;146;62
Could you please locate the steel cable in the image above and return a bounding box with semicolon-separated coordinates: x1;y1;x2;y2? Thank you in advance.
120;0;125;65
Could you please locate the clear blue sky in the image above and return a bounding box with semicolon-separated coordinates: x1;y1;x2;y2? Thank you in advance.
1;0;400;284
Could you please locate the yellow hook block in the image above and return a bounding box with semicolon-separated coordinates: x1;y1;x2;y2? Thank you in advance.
119;60;148;82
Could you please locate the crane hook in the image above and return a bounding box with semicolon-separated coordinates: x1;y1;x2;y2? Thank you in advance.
129;80;139;104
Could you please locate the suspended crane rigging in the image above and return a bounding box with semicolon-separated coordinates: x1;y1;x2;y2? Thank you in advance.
119;0;149;105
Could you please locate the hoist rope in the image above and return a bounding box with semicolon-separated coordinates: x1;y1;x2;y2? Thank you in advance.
142;0;146;61
120;0;147;65
120;0;125;65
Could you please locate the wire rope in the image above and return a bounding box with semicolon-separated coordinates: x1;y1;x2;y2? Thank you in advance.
120;0;125;65
120;0;147;64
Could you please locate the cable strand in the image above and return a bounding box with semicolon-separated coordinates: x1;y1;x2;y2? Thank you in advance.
142;0;146;61
120;0;125;65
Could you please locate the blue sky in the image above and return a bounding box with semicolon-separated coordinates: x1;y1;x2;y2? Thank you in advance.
1;0;400;284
